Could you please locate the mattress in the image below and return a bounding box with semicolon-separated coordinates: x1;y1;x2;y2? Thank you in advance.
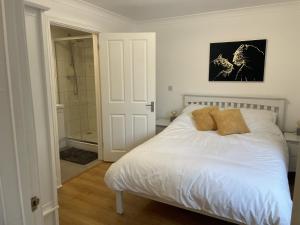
104;111;292;225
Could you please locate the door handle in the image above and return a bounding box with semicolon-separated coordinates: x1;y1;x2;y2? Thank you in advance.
146;101;155;112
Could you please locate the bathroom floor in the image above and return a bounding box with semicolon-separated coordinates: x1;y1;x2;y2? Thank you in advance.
59;146;99;183
60;159;100;183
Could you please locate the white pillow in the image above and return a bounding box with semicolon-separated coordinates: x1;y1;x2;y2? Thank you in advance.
183;106;276;120
240;108;277;124
240;108;278;133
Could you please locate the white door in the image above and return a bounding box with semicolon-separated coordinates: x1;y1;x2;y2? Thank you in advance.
100;33;156;162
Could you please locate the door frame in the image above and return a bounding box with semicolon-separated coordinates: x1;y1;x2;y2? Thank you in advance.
1;0;49;224
42;15;103;188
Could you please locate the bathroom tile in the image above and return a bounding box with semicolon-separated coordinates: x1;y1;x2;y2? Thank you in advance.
88;111;96;120
88;118;97;132
56;61;65;77
86;77;95;90
78;76;87;91
53;37;98;143
80;117;89;131
63;93;70;106
57;76;65;92
68;107;80;121
63;106;69;117
58;92;64;104
64;78;74;92
79;103;88;116
79;90;87;104
69;119;81;133
65;64;75;77
88;104;96;115
74;63;83;76
70;91;81;105
87;91;96;104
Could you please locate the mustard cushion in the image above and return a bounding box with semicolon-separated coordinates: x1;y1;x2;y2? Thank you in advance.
192;106;219;131
210;109;250;136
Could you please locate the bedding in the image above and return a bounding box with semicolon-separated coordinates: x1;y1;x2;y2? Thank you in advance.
104;110;292;225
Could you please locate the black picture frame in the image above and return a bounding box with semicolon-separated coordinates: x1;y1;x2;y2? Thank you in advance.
209;39;267;82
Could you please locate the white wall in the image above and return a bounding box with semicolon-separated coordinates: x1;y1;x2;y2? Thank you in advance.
136;2;300;131
28;0;135;32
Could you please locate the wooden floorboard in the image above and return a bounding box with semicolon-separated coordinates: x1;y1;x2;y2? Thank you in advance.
58;162;233;225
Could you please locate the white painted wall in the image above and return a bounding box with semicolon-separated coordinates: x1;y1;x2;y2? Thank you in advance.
136;2;300;131
27;0;134;32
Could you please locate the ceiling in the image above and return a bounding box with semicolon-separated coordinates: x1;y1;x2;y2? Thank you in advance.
83;0;292;20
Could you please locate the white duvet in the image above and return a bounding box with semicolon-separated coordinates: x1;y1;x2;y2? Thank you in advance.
105;111;292;225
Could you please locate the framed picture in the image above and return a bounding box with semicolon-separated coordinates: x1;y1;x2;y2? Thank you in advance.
209;39;267;82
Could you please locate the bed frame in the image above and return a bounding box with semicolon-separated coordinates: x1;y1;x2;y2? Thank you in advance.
115;95;287;224
183;95;286;130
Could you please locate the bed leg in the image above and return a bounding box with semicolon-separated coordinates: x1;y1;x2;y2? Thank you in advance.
116;191;124;214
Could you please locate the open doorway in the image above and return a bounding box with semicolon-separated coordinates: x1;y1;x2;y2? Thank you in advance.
50;25;101;183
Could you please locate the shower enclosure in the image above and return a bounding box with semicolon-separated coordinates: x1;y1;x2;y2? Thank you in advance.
54;35;98;144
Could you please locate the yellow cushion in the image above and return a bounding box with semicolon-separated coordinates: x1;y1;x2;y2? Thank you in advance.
210;109;250;136
192;106;219;131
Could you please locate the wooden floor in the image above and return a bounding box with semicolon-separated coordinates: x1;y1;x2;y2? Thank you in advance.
58;162;233;225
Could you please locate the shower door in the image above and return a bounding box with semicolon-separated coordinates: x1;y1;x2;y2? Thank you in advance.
55;37;98;144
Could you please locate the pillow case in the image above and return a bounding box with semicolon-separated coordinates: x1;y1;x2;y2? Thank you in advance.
192;106;219;131
240;108;277;124
210;109;250;136
184;106;277;122
240;109;278;133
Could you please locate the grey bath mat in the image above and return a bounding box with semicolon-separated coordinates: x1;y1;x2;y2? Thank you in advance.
60;147;97;165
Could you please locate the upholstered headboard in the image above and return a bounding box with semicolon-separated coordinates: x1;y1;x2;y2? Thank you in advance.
183;95;286;130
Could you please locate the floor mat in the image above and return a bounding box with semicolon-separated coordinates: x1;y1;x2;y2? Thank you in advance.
60;147;97;165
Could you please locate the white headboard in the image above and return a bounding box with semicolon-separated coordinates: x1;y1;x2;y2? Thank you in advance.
183;95;286;130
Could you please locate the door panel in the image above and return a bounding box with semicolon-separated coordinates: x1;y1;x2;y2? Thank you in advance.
100;33;156;161
111;114;126;150
132;40;147;102
108;40;125;102
132;115;148;146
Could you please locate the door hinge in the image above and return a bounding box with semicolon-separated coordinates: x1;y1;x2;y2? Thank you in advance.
31;196;40;212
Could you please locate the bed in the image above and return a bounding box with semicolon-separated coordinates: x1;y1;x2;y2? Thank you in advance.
104;95;292;225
